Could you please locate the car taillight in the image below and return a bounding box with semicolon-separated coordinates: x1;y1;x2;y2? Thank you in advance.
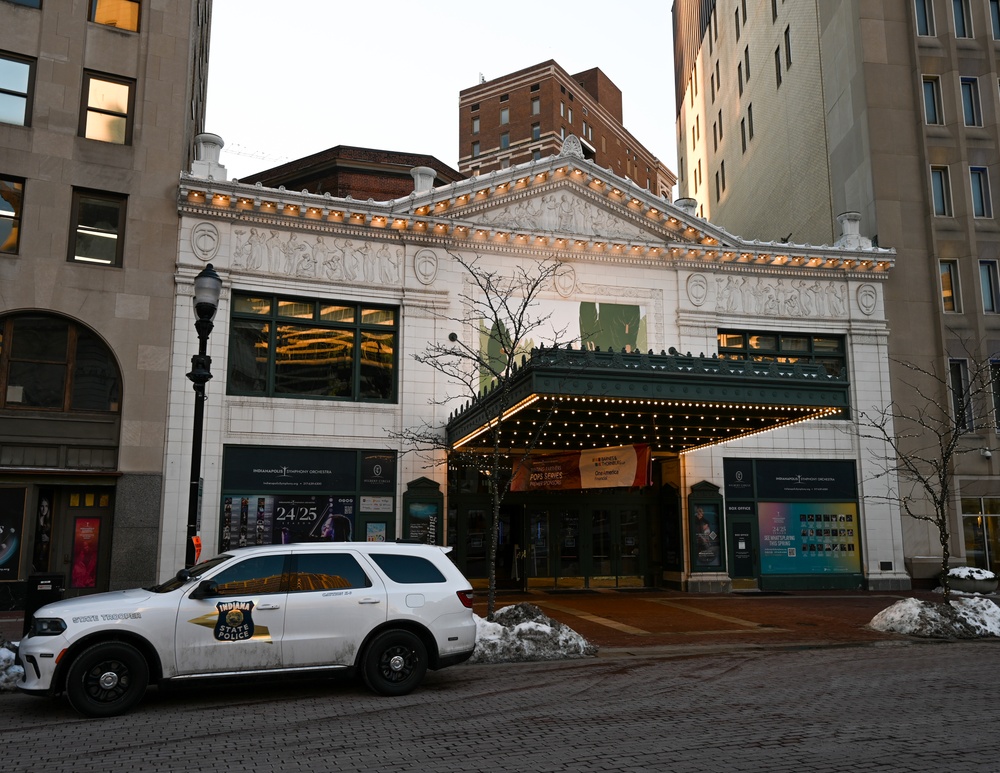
456;590;474;609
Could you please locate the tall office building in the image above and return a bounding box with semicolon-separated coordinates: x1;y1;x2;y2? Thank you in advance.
0;0;211;596
458;60;676;199
673;0;1000;578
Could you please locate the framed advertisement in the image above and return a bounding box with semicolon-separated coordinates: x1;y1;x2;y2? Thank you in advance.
0;488;26;580
690;503;722;569
70;517;100;589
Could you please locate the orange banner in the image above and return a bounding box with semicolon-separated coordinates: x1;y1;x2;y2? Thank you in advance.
511;444;651;492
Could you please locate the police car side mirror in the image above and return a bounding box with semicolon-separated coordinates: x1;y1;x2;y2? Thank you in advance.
189;580;219;600
175;568;192;583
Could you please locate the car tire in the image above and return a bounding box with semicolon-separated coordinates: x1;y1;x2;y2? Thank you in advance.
65;641;149;718
361;629;427;696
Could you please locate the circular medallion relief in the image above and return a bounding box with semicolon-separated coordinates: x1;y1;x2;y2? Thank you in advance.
857;283;877;316
414;248;438;285
191;222;220;262
554;263;577;298
686;273;709;307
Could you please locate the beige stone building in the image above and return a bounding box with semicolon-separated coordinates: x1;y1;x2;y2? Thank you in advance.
674;0;1000;579
0;0;211;598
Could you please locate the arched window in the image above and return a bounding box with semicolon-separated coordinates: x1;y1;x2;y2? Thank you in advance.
0;313;120;412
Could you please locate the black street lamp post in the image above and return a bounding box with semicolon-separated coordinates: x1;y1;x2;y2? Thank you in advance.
186;263;222;567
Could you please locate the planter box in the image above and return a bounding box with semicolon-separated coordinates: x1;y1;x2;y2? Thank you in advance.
946;576;999;594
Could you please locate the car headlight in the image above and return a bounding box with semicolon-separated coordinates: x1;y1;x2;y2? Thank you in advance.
30;618;67;636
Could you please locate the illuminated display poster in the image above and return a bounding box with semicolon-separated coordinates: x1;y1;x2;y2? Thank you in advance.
220;495;355;550
758;502;861;574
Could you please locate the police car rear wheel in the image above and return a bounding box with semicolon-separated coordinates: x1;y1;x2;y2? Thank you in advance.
362;630;427;696
65;641;149;718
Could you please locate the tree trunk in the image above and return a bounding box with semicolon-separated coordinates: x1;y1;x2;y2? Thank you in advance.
486;482;499;620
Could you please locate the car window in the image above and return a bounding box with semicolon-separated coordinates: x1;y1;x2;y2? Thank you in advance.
209;555;287;596
291;553;372;591
367;554;446;584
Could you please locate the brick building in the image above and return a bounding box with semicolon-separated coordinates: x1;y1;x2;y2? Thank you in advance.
458;60;676;200
244;146;463;201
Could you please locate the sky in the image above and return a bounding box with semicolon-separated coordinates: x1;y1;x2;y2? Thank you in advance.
204;0;678;183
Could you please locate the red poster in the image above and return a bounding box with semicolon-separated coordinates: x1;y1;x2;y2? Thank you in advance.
511;445;651;492
70;517;100;589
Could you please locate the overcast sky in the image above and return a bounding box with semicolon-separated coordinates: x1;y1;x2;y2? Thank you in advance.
204;0;678;183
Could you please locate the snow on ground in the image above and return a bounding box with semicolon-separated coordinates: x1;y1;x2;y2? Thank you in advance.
869;596;1000;638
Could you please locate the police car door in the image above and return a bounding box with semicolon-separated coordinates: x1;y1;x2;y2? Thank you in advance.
281;550;387;668
174;553;288;675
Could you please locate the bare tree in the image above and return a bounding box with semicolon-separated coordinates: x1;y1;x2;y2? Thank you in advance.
857;340;998;602
395;252;571;618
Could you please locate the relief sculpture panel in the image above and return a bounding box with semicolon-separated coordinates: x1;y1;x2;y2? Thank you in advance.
685;273;851;319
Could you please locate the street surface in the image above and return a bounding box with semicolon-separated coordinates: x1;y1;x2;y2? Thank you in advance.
4;637;998;772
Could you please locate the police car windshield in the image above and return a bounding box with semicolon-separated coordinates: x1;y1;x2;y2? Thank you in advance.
145;555;233;593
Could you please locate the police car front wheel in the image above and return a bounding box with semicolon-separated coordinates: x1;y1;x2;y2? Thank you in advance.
65;641;149;718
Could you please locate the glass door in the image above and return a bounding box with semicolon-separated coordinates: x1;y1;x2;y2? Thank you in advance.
588;506;645;586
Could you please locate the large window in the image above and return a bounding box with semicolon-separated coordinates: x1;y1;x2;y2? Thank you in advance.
717;330;847;378
993;0;1000;39
69;189;127;266
0;51;34;126
962;497;1000;572
228;293;398;402
80;71;134;144
923;77;942;124
0;175;23;253
981;261;999;312
915;0;935;35
0;313;121;412
89;0;139;31
932;166;953;216
971;167;992;218
949;358;974;430
953;0;971;38
961;77;982;126
941;260;960;312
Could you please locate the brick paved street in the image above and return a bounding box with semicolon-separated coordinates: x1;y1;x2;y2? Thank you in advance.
5;589;998;772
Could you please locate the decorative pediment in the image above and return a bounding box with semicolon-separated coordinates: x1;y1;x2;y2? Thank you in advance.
462;187;655;242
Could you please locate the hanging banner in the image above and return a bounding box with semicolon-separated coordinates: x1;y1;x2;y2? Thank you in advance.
511;445;651;492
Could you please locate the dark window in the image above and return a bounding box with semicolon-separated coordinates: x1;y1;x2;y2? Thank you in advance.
735;8;741;40
993;0;1000;38
531;122;540;141
209;555;288;596
775;47;782;86
368;554;446;584
228;293;398;402
950;359;974;430
291;553;372;591
499;93;508;102
69;189;127;266
472;141;479;158
785;25;792;66
471;102;479;112
745;47;751;81
4;0;42;6
748;103;755;139
0;313;121;412
1;174;23;253
0;51;35;126
89;0;139;31
915;0;935;35
500;132;509;150
717;330;847;378
530;83;539;92
953;0;970;37
80;71;134;144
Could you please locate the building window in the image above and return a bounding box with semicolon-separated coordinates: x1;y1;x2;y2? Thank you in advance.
500;132;509;150
717;330;847;378
738;63;744;95
228;294;398;402
961;77;982;126
4;0;42;6
89;0;140;31
718;109;723;138
0;51;35;127
713;121;718;151
499;93;508;102
715;171;721;202
69;189;126;267
500;107;509;125
748;103;754;139
472;141;479;158
950;359;974;430
472;116;479;134
981;261;1000;312
744;47;751;81
721;160;726;191
774;47;782;86
953;0;971;37
500;158;509;169
971;167;993;217
80;72;134;144
560;101;565;117
471;102;479;112
0;313;122;412
568;108;573;124
531;122;540;141
532;150;541;161
735;8;741;40
785;25;792;67
531;97;540;115
932;166;953;216
0;175;23;254
923;76;942;124
741;0;747;23
741;118;747;153
940;260;960;311
771;0;777;21
915;0;936;35
992;0;1000;38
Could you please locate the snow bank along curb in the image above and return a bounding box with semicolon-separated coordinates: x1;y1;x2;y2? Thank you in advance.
471;603;598;664
869;597;1000;639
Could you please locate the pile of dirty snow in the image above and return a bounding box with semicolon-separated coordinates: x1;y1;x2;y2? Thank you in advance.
869;597;1000;639
947;566;996;582
471;602;597;664
0;639;22;692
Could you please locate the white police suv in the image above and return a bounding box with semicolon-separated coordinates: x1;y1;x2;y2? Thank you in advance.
17;542;477;717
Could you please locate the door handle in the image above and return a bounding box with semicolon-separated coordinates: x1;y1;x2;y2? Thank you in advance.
258;603;281;610
358;598;382;605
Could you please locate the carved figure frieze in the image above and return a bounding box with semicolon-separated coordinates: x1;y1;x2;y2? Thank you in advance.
686;273;852;319
231;228;402;286
475;193;648;240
